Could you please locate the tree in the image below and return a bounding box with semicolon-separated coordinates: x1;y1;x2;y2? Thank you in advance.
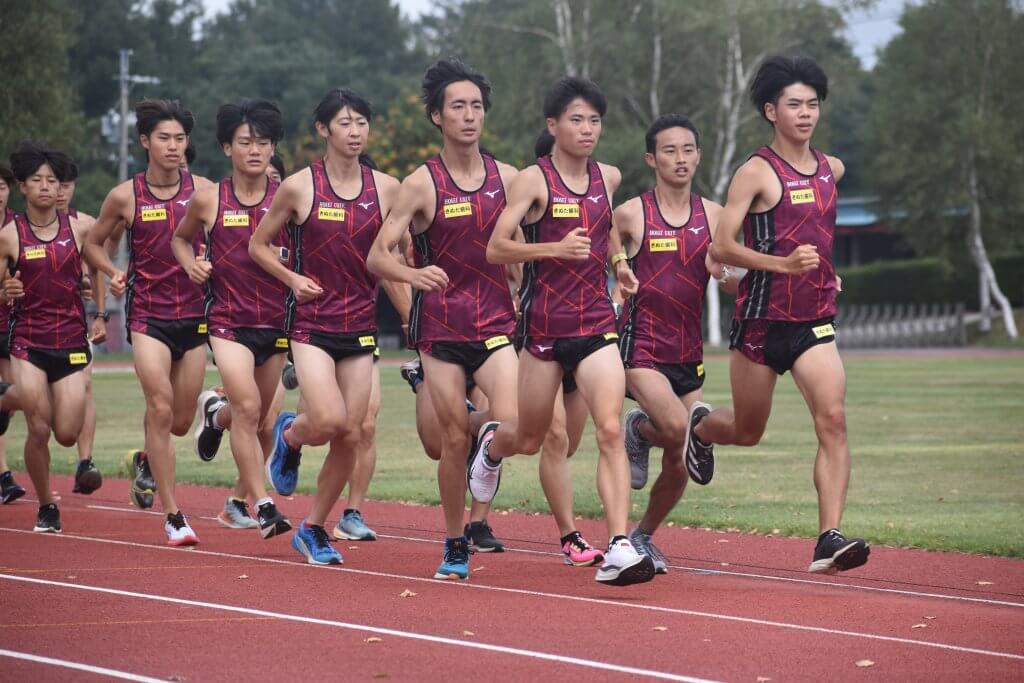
868;0;1022;337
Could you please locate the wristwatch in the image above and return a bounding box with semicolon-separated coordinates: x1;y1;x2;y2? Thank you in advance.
93;311;111;322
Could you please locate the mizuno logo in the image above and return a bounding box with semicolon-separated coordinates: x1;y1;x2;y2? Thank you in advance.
358;201;375;210
687;226;706;235
177;200;190;207
483;189;500;199
819;174;831;183
535;345;553;352
57;239;71;247
587;195;602;204
745;343;763;351
261;208;270;213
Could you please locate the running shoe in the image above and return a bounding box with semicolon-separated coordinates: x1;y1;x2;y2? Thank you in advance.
292;521;342;565
561;531;604;567
1;470;26;504
684;401;715;485
164;511;199;546
465;399;477;413
400;358;423;393
629;528;669;574
466;421;501;503
266;412;301;496
595;537;656;586
33;503;62;533
217;497;259;530
624;408;651;490
193;390;226;462
333;509;377;541
72;458;103;494
465;520;504;553
126;450;155;509
433;536;470;580
808;529;871;574
256;501;292;539
281;362;298;391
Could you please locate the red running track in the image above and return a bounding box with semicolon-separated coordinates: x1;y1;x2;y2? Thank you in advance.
1;475;1022;682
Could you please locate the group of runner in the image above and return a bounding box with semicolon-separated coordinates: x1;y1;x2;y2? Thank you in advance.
0;54;869;586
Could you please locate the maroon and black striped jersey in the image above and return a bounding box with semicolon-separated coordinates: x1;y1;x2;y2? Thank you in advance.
205;178;285;331
517;156;616;340
619;191;710;365
735;147;838;321
408;154;516;345
287;160;381;339
9;211;86;350
126;171;205;322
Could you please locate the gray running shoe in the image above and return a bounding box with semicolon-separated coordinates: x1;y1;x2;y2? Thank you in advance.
629;528;669;574
624;408;651;489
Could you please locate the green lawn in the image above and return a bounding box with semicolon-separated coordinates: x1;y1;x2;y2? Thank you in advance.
9;354;1023;557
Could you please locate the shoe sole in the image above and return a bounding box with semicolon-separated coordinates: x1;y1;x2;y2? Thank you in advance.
596;554;657;586
466;421;501;504
33;525;62;533
193;392;221;462
216;511;258;530
2;488;26;504
684;402;713;485
167;535;199;547
332;526;377;541
74;469;103;495
433;571;468;581
129;488;154;510
260;518;293;540
563;554;604;567
808;541;871;574
468;544;504;553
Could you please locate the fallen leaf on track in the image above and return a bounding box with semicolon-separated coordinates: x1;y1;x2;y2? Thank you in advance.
463;630;475;636
365;637;383;643
237;574;248;579
976;581;994;586
348;546;358;549
855;660;874;668
652;626;668;632
473;566;485;572
716;539;729;544
757;677;771;682
911;623;927;629
923;616;936;620
399;589;417;598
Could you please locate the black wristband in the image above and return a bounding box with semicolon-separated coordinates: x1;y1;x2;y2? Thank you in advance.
93;311;111;322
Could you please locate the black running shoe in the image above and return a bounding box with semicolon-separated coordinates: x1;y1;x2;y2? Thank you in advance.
684;401;715;485
400;358;422;394
465;520;505;553
1;470;26;504
127;450;156;509
72;458;103;494
33;503;62;533
281;362;299;390
193;390;226;462
808;529;871;574
257;501;292;540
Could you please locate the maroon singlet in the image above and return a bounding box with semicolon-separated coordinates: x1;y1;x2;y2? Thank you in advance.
619;191;710;365
735;147;838;321
287;160;380;340
517;156;616;340
408;154;516;345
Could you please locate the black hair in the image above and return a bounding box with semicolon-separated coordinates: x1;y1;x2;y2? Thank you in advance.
9;141;73;183
534;129;555;158
542;76;607;119
421;58;492;124
185;143;196;165
56;152;80;182
313;88;372;131
135;98;195;137
216;98;285;146
645;114;700;153
0;163;15;187
750;56;828;121
269;154;286;180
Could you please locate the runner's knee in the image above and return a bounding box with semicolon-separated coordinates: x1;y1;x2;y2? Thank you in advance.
594;418;623;452
813;404;847;442
541;427;569;459
230;397;261;427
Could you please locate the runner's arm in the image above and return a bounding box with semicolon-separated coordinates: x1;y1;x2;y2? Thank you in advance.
171;186;214;284
84;183;131;293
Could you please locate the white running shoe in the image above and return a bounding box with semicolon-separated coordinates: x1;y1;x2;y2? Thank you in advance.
595;537;656;586
466;421;502;503
165;511;199;547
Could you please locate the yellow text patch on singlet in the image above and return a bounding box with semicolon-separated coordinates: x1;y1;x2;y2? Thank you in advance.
197;323;208;334
484;335;510;350
443;202;473;219
141;208;168;222
23;246;47;260
275;337;289;349
603;332;619;341
68;352;89;365
223;213;250;228
318;206;346;222
789;189;816;205
358;335;376;347
812;323;835;339
648;238;678;252
696;363;705;377
552;203;580;218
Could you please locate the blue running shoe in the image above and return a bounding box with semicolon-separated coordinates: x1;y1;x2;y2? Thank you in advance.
292;520;342;565
333;509;377;541
433;536;470;580
267;411;301;495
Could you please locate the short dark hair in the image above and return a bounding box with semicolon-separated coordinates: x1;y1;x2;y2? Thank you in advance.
750;56;828;121
543;76;607;119
185;143;196;165
534;129;555;158
269;154;286;180
313;88;372;131
421;58;492;123
645;114;700;153
0;163;16;187
9;142;73;183
216;99;285;146
135;98;195;138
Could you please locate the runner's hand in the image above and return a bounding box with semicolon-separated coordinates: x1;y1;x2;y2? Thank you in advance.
90;316;108;344
3;271;24;300
783;244;819;274
80;273;93;301
615;261;638;297
188;243;213;285
110;270;127;297
409;265;448;292
290;274;324;304
556;227;590;260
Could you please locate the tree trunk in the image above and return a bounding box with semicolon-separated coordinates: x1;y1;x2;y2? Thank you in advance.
967;149;1017;338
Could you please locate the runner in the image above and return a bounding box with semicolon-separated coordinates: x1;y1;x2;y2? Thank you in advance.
251;88;399;565
367;59;519;579
0;162;27;504
690;56;870;573
171;98;292;539
478;76;655;586
84;98;213;546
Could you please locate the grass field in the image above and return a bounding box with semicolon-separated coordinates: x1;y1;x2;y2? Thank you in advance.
6;352;1023;557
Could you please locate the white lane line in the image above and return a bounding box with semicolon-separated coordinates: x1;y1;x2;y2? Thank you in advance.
0;573;716;683
84;503;1024;609
0;648;166;682
87;503;218;523
2;527;1022;662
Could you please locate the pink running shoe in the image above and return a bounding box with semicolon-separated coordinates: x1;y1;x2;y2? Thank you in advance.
561;531;604;567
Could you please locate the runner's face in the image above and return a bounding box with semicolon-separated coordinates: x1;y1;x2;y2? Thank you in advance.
548;98;602;158
433;80;484;145
224;123;273;178
20;163;59;211
766;83;819;143
142;120;188;172
0;179;9;212
56;180;76;211
645;127;699;189
324;106;369;160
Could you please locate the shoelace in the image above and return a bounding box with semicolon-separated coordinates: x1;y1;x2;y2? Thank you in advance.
282;446;302;471
232;499;252;518
167;513;188;531
310;524;333;549
566;533;591;553
446;541;469;564
347;510;364;525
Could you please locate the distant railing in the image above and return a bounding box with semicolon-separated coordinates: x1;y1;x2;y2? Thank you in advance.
834;303;966;348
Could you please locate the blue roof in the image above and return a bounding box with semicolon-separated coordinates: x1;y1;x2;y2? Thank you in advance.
837;197;880;227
